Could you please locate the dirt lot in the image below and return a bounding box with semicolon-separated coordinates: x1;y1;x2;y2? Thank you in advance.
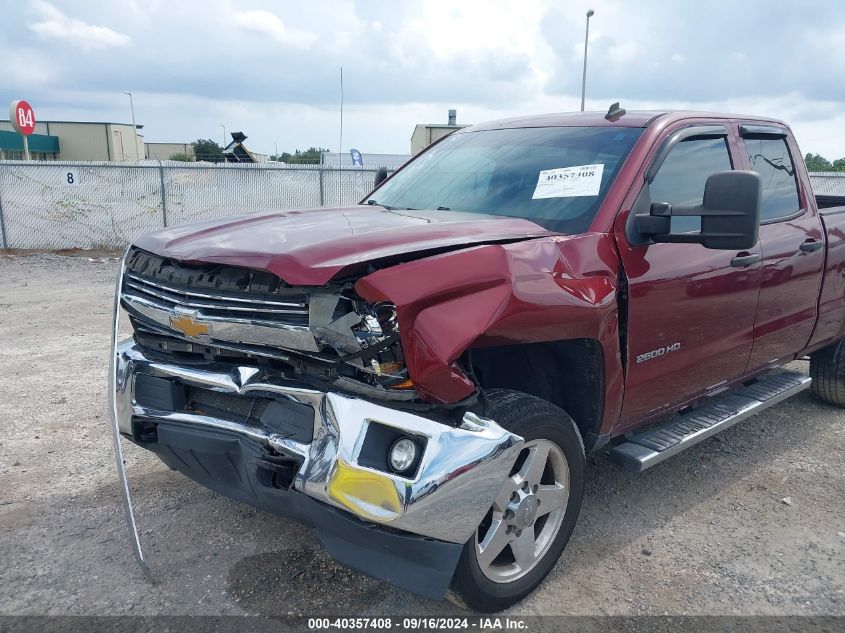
1;252;843;617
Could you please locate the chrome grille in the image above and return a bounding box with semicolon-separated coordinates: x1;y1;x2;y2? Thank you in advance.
123;272;309;324
122;248;310;326
121;248;320;352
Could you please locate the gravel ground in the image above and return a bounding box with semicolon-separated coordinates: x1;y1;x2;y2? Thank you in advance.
0;252;843;617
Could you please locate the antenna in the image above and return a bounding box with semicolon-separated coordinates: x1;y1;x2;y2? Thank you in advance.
605;102;626;122
339;67;344;159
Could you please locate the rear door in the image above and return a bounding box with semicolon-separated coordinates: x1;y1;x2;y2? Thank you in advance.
614;124;762;427
737;125;825;369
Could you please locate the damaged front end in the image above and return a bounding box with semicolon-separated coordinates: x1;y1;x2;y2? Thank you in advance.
109;246;525;598
308;291;418;399
120;247;425;406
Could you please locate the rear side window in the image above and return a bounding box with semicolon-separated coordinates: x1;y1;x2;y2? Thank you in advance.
743;137;800;221
649;137;733;233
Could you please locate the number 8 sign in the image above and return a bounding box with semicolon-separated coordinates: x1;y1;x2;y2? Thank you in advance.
9;100;36;136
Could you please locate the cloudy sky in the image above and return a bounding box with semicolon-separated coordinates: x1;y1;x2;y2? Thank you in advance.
2;0;844;158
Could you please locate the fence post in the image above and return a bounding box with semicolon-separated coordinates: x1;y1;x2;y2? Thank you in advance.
0;166;7;249
318;165;325;206
157;160;168;227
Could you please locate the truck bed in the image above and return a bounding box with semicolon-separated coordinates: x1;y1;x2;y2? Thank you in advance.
816;194;845;210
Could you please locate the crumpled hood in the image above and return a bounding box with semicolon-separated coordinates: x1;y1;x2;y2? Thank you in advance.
133;206;554;285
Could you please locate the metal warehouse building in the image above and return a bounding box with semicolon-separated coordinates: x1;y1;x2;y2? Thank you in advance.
410;109;467;154
0;120;144;161
144;142;195;161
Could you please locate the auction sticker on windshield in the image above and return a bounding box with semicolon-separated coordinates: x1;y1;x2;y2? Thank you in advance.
532;163;604;199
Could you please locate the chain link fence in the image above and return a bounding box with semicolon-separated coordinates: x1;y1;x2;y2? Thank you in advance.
0;161;390;249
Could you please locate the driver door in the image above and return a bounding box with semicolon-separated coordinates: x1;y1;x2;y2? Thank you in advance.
614;125;762;428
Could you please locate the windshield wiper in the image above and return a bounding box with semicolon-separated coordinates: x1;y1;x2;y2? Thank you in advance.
436;206;451;211
366;199;397;210
366;200;421;211
367;198;399;211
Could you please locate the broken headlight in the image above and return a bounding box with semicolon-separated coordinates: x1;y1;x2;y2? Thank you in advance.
309;294;412;391
351;301;412;390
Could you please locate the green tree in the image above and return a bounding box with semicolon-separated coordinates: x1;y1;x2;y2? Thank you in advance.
169;153;192;162
277;147;328;164
832;158;845;172
192;139;225;163
805;153;834;172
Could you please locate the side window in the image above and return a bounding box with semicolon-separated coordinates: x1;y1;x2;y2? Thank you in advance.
649;137;733;233
743;137;800;221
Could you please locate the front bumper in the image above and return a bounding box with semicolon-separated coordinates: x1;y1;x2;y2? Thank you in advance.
114;340;523;542
109;333;523;596
138;419;464;598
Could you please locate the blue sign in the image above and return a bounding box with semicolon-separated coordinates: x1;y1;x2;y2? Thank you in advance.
349;148;363;166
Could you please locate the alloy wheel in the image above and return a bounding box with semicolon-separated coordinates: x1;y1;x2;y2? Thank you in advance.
474;438;570;583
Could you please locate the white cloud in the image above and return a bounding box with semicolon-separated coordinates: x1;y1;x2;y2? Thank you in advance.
3;47;55;85
27;1;131;51
607;39;639;63
3;0;845;159
235;9;317;49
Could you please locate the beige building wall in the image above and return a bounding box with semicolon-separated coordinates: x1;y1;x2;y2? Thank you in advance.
145;142;195;160
0;120;144;161
0;120;50;135
105;123;145;161
410;124;466;154
45;122;111;160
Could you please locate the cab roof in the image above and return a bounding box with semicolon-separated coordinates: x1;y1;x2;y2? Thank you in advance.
465;110;788;131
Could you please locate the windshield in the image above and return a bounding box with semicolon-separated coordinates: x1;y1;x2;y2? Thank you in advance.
368;126;643;233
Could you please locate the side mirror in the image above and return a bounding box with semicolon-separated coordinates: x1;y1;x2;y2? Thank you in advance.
636;170;761;250
374;167;388;188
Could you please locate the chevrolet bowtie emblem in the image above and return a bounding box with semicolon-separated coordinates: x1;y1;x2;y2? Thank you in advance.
169;314;210;338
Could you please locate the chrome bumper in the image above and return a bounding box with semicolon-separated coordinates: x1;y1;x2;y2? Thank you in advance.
111;338;523;544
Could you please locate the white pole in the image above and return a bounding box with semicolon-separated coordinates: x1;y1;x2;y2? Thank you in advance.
580;10;594;112
220;124;226;147
23;135;30;160
339;67;344;159
123;91;141;160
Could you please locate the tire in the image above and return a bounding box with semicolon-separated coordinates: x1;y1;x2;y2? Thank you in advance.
448;389;585;612
810;339;845;406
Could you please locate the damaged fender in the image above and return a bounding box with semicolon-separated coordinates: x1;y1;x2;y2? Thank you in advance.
356;233;625;429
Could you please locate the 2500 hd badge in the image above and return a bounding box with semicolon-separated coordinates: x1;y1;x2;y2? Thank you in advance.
636;342;682;364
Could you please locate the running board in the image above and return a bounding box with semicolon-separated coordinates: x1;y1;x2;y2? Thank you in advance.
610;370;811;472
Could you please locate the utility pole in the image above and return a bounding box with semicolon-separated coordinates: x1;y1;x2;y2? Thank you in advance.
580;10;595;112
339;67;344;158
220;124;227;147
123;91;142;160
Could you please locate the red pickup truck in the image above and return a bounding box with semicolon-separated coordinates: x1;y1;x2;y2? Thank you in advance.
109;109;845;611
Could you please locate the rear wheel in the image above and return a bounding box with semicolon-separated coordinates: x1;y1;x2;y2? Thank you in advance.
810;339;845;406
448;390;585;612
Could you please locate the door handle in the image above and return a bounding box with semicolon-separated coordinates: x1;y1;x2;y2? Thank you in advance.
800;239;823;253
730;253;761;267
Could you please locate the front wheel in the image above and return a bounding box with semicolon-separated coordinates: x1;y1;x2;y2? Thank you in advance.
448;390;585;612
